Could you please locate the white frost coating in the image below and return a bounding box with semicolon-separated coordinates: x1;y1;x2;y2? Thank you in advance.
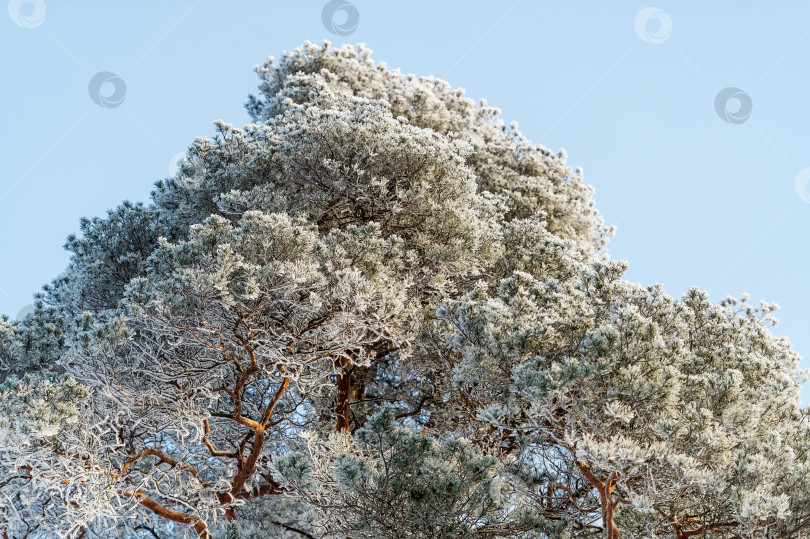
0;41;806;538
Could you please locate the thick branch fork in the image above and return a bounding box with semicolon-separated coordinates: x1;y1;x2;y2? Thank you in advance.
578;461;628;539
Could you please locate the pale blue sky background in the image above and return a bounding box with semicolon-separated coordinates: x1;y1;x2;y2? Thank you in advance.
2;1;810;399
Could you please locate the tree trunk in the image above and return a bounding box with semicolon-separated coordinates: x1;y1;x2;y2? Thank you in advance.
578;461;622;539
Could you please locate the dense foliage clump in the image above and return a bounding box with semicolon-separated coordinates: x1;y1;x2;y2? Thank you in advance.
1;42;807;539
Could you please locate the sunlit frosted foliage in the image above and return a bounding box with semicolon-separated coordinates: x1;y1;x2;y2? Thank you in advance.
0;42;805;539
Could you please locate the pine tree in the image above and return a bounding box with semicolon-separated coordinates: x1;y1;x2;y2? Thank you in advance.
1;41;806;539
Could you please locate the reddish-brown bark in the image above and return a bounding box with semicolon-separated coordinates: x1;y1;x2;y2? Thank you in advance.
578;461;624;539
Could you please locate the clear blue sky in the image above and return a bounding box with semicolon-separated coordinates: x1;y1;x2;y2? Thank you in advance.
2;1;810;399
